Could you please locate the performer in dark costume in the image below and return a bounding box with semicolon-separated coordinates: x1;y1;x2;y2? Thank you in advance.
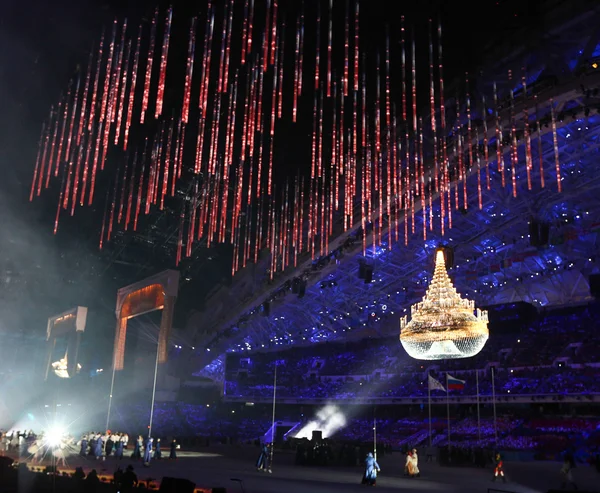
79;436;88;456
256;443;270;472
143;438;153;466
361;452;380;486
169;439;177;460
105;434;114;457
153;438;161;460
114;436;124;459
131;436;141;460
492;453;507;483
94;434;104;460
560;453;578;490
89;434;97;456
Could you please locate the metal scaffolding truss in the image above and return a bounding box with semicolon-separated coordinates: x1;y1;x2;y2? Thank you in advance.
477;3;600;89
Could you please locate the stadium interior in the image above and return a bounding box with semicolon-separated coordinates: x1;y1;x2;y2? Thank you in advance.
2;0;600;492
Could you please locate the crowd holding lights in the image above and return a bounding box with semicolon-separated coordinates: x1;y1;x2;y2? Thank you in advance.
224;303;600;403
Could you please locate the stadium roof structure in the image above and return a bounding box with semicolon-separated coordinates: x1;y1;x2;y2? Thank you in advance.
182;3;600;376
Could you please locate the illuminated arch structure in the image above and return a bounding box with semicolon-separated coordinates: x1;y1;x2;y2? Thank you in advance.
44;306;88;380
112;270;180;372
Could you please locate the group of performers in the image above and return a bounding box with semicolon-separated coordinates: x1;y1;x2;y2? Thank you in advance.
79;432;178;466
1;429;179;468
9;428;516;487
0;429;79;466
360;448;418;486
257;442;420;486
79;432;128;460
360;448;508;486
0;430;35;456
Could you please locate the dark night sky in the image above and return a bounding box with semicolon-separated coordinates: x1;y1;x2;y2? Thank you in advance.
0;0;542;341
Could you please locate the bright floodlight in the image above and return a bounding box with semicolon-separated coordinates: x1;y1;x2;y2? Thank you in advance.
295;405;347;439
45;426;65;448
399;249;489;360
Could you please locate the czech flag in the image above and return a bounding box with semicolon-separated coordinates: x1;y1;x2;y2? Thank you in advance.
447;374;466;390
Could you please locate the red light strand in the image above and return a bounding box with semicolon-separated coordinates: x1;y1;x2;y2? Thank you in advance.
493;82;505;187
125;150;137;229
114;39;131;146
88;30;104;131
522;71;533;191
31;122;46;201
133;139;148;231
182;17;197;123
534;95;545;188
270;0;278;66
223;0;234;92
315;2;321;90
100;20;117;125
550;97;562;193
124;25;141;149
155;7;172;119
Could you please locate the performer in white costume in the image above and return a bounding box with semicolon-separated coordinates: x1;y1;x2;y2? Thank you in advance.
404;450;413;476
11;431;19;450
410;448;420;477
53;443;67;467
28;440;41;463
405;449;420;477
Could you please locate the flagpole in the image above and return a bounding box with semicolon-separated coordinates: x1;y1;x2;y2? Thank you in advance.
491;366;498;443
428;372;432;447
373;408;377;460
476;369;481;444
446;373;450;447
270;361;277;467
147;336;161;440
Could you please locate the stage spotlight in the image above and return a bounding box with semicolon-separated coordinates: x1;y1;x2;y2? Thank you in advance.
45;425;65;448
295;405;347;439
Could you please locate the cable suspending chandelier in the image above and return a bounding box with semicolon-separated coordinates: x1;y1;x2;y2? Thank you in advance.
399;249;489;360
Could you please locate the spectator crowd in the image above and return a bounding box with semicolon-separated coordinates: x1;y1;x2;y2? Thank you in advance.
223;305;600;400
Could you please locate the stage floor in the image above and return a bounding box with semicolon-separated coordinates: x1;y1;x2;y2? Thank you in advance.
14;446;600;493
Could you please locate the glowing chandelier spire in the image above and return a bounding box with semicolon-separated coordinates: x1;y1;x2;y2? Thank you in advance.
399;249;489;360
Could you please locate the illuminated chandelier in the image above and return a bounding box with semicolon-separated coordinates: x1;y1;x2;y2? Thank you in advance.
399;249;489;360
